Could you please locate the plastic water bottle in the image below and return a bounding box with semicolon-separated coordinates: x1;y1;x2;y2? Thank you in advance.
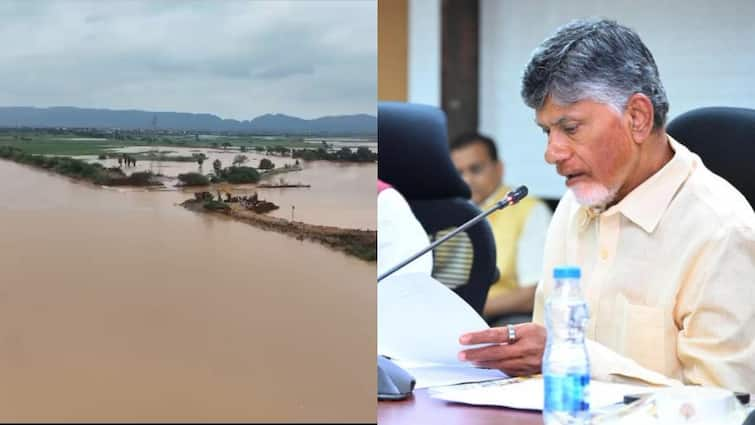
543;266;590;424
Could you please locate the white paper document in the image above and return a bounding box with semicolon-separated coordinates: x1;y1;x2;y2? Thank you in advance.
378;273;507;388
393;359;506;389
378;272;492;366
428;376;656;411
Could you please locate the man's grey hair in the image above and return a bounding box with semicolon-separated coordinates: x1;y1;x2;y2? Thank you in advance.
521;18;669;130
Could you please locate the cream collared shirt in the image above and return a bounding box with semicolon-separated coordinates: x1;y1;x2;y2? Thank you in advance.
532;135;755;392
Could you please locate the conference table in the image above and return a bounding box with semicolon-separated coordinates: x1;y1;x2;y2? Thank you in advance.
379;388;755;425
378;388;543;425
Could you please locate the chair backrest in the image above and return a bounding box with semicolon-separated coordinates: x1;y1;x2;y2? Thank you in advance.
378;102;469;199
378;102;497;314
408;198;498;314
666;107;755;207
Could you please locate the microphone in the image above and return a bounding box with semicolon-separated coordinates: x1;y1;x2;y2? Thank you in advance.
377;185;529;282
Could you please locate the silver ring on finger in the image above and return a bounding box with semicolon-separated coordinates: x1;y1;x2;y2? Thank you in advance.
506;324;517;344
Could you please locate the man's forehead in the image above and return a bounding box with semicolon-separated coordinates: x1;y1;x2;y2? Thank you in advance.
452;141;486;155
534;115;575;128
451;142;492;163
536;100;578;125
535;98;606;126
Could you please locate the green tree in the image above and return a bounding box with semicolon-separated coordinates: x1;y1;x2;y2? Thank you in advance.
193;153;207;172
258;158;275;170
356;146;373;161
336;147;353;161
224;166;260;183
177;172;210;186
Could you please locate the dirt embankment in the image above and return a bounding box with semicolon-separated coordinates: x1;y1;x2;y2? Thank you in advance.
180;199;376;261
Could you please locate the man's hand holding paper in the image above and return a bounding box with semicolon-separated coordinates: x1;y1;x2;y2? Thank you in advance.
458;323;546;376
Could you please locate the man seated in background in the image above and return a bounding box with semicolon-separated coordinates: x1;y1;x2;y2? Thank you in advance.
431;132;552;325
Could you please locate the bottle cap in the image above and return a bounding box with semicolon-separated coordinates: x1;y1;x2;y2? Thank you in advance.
553;266;581;279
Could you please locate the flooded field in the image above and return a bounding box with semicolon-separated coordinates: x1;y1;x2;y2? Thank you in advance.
72;146;376;230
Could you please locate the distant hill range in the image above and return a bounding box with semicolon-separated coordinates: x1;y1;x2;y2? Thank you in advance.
0;106;376;135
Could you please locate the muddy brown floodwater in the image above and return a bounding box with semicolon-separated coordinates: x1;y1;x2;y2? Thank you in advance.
0;159;375;422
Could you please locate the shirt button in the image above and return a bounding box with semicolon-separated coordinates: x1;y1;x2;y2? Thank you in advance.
600;248;609;260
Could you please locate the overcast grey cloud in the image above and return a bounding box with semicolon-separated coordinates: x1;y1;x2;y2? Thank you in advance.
0;0;376;120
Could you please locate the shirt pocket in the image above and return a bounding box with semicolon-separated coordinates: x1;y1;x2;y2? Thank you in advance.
616;293;667;374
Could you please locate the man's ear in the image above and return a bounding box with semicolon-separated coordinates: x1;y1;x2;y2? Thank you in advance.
625;93;654;143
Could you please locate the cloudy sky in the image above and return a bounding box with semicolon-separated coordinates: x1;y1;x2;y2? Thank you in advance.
0;1;376;120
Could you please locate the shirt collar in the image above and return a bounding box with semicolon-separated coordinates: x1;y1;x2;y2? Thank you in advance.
576;135;695;234
480;184;511;209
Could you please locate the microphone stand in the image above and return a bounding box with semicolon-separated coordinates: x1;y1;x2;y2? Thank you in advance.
377;186;528;282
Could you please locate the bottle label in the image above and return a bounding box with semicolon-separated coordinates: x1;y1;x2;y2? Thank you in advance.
544;372;590;414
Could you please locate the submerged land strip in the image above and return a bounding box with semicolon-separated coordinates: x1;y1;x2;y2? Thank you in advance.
180;198;376;261
0;145;164;186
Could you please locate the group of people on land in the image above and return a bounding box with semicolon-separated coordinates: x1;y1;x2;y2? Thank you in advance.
117;154;137;168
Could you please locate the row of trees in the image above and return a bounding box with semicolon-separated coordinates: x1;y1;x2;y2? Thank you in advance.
292;146;376;162
192;141;374;162
0;145;159;186
178;166;261;186
210;141;234;150
1;146;110;183
178;157;264;186
177;154;303;187
191;153;280;173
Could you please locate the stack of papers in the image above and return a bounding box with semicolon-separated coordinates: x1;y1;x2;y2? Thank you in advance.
429;376;656;410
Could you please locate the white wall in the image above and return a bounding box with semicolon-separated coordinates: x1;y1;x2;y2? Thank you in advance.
479;0;755;198
407;0;441;107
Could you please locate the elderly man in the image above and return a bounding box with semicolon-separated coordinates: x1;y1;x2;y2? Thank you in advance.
458;18;755;392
